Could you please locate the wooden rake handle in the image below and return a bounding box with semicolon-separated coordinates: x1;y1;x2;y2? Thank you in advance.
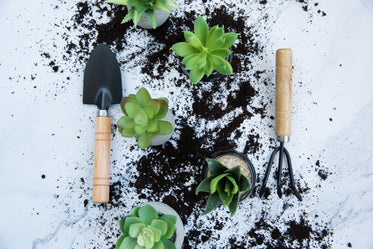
92;116;111;203
275;48;292;138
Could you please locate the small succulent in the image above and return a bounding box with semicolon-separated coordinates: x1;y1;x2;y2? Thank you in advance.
106;0;180;29
195;158;251;216
116;204;177;249
117;87;173;149
171;16;238;84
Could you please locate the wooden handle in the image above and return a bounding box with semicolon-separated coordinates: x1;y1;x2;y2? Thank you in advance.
92;116;111;203
275;48;292;137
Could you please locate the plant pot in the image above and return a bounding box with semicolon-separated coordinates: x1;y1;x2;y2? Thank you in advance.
149;109;175;146
180;52;233;83
128;7;170;29
146;202;184;249
203;150;256;200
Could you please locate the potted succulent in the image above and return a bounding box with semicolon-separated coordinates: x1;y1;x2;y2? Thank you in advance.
196;150;256;216
116;202;184;249
171;16;238;84
106;0;180;29
117;87;174;149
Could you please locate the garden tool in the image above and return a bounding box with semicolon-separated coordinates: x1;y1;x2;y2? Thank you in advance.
259;49;302;201
83;44;122;203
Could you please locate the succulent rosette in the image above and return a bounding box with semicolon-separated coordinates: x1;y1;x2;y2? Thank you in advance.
106;0;180;29
116;204;177;249
171;16;238;84
196;158;251;216
117;87;173;149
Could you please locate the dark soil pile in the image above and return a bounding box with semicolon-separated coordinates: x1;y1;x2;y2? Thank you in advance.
56;0;333;248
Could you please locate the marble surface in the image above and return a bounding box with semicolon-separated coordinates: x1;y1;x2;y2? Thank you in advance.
0;0;373;248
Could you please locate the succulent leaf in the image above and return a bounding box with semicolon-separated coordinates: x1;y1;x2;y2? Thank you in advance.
133;8;146;27
195;175;214;194
159;216;175;239
147;119;160;133
106;0;129;5
184;53;204;70
123;217;143;234
222;32;238;48
119;217;127;234
171;42;198;57
159;0;180;9
204;57;213;76
119;236;138;249
132;207;141;217
162;239;177;249
121;127;137;137
129;223;146;238
224;165;241;182
157;97;169;104
118;116;136;129
189;67;204;84
160;215;176;225
158;121;173;135
144;9;157;29
203;192;222;215
217;180;233;207
153;0;171;13
226;175;239;194
151;220;168;236
209;55;232;75
228;193;240;216
183;31;203;50
152;241;165;249
210;48;231;58
154;100;168;119
194;16;209;46
137;132;152;149
210;173;230;194
116;234;127;249
122;8;136;24
239;174;251;192
138;205;159;225
125;102;142;118
136;87;152;106
206;158;227;175
208;39;224;50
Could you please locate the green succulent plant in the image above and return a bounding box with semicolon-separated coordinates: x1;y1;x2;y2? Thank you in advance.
171;16;239;84
195;158;251;216
106;0;180;29
117;87;173;149
116;204;177;249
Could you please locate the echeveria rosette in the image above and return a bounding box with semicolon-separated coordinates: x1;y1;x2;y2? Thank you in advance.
117;87;173;149
195;158;251;216
106;0;180;29
116;205;177;249
171;16;238;84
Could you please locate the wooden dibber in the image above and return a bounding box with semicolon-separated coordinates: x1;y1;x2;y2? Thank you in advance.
275;48;292;138
92;116;112;203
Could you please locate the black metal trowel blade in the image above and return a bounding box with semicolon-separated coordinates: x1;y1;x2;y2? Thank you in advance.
83;44;122;110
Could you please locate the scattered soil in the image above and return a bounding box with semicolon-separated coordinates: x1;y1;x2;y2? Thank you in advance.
50;0;334;248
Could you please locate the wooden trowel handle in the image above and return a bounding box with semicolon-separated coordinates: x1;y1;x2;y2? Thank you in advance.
93;116;111;203
275;48;292;138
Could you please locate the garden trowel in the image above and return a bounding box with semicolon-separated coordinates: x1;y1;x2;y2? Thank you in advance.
83;44;122;203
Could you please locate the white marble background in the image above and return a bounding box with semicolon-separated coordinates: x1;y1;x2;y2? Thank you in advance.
0;0;373;248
